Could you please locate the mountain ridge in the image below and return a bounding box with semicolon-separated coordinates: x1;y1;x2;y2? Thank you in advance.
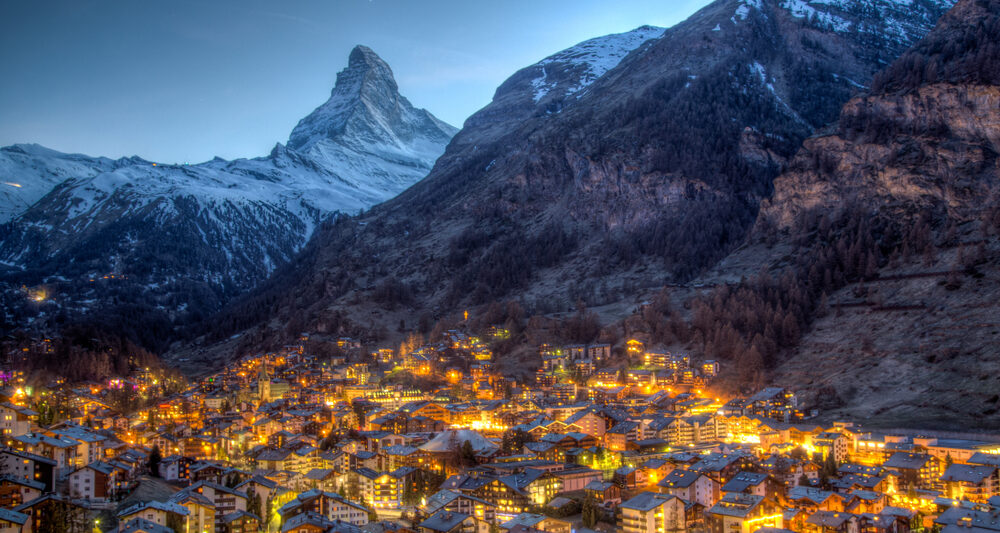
179;0;956;368
0;45;456;351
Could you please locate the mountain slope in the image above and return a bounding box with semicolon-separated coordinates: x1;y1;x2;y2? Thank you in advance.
750;0;1000;428
0;45;456;350
189;0;955;363
0;144;121;223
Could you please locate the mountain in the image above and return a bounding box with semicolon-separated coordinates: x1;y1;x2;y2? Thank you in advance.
0;45;456;351
286;45;457;192
0;144;122;223
186;0;955;365
746;0;1000;429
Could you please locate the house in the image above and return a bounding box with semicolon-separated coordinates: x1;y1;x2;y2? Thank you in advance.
12;433;81;478
604;422;639;451
168;489;216;533
423;490;496;523
281;511;342;533
0;404;36;439
806;511;860;533
584;480;621;506
235;474;278;507
500;513;571;533
68;461;118;502
939;463;999;503
659;468;720;507
119;517;176;533
812;432;852;463
116;501;189;532
619;492;686;533
563;410;607;437
551;465;601;492
882;453;941;489
787;487;845;513
934;506;1000;533
706;493;783;533
615;466;646;490
277;489;369;526
419;510;477;533
0;448;55;492
157;455;192;482
182;481;249;529
588;344;611;362
352;467;415;509
220;510;261;533
0;508;28;533
721;471;785;504
0;475;44;509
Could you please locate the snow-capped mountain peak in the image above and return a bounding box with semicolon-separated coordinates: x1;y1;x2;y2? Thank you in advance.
0;45;457;324
287;45;455;159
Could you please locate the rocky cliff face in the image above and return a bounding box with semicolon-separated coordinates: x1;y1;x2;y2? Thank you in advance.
728;0;1000;429
761;85;1000;228
189;0;955;364
287;45;457;189
0;46;455;350
760;0;1000;228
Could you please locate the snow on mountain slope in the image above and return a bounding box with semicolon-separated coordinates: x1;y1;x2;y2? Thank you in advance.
450;24;668;174
0;45;455;327
288;45;457;189
729;0;957;49
529;25;666;102
0;144;125;223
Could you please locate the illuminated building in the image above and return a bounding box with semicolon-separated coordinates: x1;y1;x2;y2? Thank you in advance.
619;491;686;533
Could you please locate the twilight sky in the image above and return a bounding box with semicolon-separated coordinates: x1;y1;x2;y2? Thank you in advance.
0;0;711;163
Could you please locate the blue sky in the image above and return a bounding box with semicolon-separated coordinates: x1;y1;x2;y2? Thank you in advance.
0;0;711;163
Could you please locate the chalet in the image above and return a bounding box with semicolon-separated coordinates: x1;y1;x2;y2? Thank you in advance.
168;490;216;533
812;432;852;463
116;500;189;532
721;471;785;504
689;453;756;485
788;487;845;513
659;468;720;507
12;433;80;477
280;511;342;533
303;468;339;491
706;493;783;533
619;492;686;533
551;465;601;492
882;453;941;489
806;510;860;533
0;508;28;533
277;489;369;526
67;460;118;502
181;481;249;529
585;480;621;506
500;513;571;533
423;489;496;523
0;447;56;494
419;510;476;533
0;475;43;509
939;463;999;503
563;409;607;437
0;404;36;439
220;510;261;533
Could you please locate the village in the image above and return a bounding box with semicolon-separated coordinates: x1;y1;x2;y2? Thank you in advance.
0;326;998;533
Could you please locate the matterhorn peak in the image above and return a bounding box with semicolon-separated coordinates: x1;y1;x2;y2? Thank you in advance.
336;45;400;99
286;44;452;153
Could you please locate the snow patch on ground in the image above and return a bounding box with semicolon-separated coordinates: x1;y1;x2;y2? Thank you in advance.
780;0;853;32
